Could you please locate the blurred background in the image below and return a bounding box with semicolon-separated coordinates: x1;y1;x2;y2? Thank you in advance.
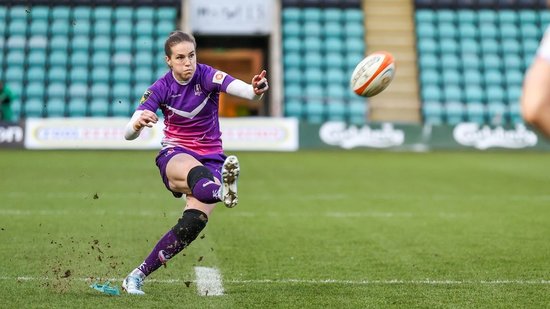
1;0;550;151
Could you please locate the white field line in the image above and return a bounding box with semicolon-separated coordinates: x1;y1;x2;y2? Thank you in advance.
194;267;224;296
0;276;549;285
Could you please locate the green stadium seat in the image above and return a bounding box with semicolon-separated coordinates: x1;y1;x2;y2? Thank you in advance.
93;36;112;52
303;8;322;22
0;7;7;21
423;101;444;125
282;8;301;22
29;20;49;36
345;38;364;53
49;51;68;67
68;83;89;100
326;102;347;122
283;21;301;37
71;20;91;39
305;85;325;102
416;10;435;23
436;9;456;23
156;21;174;37
6;52;25;67
8;20;27;36
115;7;134;20
115;20;133;36
284;37;301;53
70;52;90;69
438;23;457;39
503;54;522;70
457;9;476;23
325;37;344;53
324;22;343;38
25;82;45;99
285;99;303;118
92;52;110;67
422;85;442;102
486;85;505;103
524;54;535;69
6;36;26;51
47;83;67;99
9;6;28;20
26;67;46;83
51;20;70;36
113;67;132;83
284;68;302;85
482;54;502;71
112;100;132;117
464;85;485;103
445;102;464;125
304;101;325;124
520;24;540;40
48;67;67;83
136;7;155;21
73;6;92;20
506;86;522;104
28;50;47;67
24;99;45;118
156;7;178;21
416;23;436;38
458;24;478;39
348;101;367;125
94;6;112;20
442;69;461;86
136;21;155;37
439;38;458;54
113;84;131;100
52;6;70;20
10;98;21;122
91;83;110;100
499;24;519;39
459;39;479;54
323;8;342;22
478;10;497;23
28;36;48;51
498;10;518;24
443;85;462;102
540;11;550;25
480;39;500;54
68;99;88;117
89;99;109;117
46;99;66;117
487;101;507;125
303;37;322;52
508;102;523;124
465;102;485;124
5;67;24;84
479;23;498;39
343;9;364;23
303;22;321;37
484;70;503;86
519;10;538;24
441;54;460;70
344;22;364;38
135;67;154;84
94;20;112;36
420;69;440;86
325;68;346;86
72;36;91;52
419;53;439;70
50;36;69;52
418;38;438;54
505;69;523;87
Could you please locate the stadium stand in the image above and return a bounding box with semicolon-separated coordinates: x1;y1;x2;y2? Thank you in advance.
0;1;180;120
282;0;367;125
415;0;548;125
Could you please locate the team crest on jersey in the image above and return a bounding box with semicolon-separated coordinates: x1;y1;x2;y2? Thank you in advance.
140;90;152;104
194;84;202;96
212;71;227;85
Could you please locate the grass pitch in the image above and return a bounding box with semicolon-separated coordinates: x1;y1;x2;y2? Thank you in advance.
0;150;549;308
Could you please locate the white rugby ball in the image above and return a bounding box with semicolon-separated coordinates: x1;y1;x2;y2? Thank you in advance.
350;51;395;97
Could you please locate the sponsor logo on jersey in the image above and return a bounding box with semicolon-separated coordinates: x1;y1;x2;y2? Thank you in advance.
139;90;152;104
194;84;202;96
212;71;227;85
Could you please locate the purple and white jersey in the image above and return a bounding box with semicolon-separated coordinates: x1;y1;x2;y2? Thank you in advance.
137;63;235;155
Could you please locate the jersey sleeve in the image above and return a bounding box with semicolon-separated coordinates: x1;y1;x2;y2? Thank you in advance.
537;26;550;63
136;80;165;112
200;64;236;94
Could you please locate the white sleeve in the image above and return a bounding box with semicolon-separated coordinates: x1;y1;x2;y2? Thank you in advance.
225;79;263;101
124;110;144;140
537;26;550;63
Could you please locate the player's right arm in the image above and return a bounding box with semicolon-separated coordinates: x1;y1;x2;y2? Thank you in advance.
124;110;159;140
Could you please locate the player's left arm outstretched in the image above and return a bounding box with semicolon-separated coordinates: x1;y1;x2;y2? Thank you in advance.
225;70;269;100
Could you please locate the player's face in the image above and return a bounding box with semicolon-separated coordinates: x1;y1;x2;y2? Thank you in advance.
166;41;196;82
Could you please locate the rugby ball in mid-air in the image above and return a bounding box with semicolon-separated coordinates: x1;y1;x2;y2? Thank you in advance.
350;51;395;97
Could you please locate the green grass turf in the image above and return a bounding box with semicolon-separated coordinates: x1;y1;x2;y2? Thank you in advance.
0;150;549;308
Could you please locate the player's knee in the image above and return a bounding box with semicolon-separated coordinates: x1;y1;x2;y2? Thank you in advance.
172;209;208;245
187;166;214;190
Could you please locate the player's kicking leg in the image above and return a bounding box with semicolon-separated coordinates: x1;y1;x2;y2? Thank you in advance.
219;155;240;208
